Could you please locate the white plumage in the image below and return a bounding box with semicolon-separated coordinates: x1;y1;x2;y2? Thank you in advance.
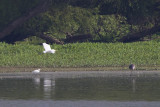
32;69;40;73
43;43;56;54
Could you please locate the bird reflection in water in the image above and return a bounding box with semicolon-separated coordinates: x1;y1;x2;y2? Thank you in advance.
43;78;55;99
32;76;56;99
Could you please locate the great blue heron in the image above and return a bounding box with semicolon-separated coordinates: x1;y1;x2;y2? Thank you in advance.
129;64;135;70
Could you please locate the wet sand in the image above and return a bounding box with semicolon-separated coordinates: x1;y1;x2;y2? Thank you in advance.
0;65;160;72
0;70;160;79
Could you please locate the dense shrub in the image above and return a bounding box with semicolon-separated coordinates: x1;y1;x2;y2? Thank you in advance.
0;0;39;31
12;6;130;42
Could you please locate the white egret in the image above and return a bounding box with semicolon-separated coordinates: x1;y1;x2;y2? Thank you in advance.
32;69;40;73
129;64;135;70
42;43;56;54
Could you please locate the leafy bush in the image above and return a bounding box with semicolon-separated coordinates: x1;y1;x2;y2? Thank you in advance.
0;0;40;31
13;6;130;42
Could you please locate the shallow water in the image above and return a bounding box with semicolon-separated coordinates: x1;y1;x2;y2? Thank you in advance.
0;71;160;107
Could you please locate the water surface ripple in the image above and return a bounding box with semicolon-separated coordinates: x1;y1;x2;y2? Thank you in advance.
0;71;160;107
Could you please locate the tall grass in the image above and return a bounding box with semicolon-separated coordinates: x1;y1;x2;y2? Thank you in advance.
0;41;159;68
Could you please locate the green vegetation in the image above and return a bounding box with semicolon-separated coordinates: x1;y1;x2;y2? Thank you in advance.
0;0;160;71
13;6;130;42
1;0;160;43
0;0;40;31
0;41;159;70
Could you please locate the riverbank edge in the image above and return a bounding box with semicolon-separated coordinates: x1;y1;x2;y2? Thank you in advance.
0;65;160;72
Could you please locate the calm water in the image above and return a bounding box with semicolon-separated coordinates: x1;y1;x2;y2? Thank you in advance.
0;71;160;107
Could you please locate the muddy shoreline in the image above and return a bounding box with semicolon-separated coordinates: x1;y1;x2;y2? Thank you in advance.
0;66;160;72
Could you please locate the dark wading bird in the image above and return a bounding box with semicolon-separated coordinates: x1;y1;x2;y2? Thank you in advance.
129;64;135;70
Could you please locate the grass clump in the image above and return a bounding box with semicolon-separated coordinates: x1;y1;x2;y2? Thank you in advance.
0;41;159;69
